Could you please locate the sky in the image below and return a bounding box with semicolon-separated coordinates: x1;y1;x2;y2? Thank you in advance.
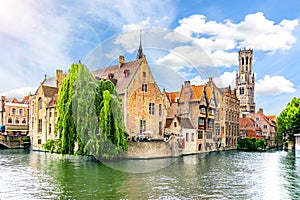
1;0;300;116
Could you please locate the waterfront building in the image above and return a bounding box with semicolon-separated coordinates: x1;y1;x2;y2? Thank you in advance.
93;45;167;139
164;116;196;155
239;114;264;139
29;70;65;150
0;96;29;136
295;134;300;158
236;48;256;115
248;108;277;147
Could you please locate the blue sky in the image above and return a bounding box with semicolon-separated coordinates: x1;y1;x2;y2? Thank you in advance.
1;0;300;116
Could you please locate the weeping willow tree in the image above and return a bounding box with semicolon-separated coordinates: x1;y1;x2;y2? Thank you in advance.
43;63;128;159
277;97;300;143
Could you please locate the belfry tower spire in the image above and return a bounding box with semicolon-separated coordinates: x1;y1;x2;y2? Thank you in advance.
236;48;256;116
136;29;144;59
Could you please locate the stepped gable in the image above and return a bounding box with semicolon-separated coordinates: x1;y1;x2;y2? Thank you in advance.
92;59;141;94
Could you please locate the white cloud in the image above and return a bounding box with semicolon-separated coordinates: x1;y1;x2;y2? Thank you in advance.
213;71;237;88
0;0;177;97
166;12;299;69
175;12;298;53
0;87;36;100
256;75;296;95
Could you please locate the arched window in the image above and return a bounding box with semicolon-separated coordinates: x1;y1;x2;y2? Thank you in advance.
11;108;16;115
39;98;43;110
246;57;249;65
22;118;26;124
241;57;244;65
7;117;12;124
15;118;20;124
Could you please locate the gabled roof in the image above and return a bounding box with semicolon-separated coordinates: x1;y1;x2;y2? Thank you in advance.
42;86;58;98
178;117;194;129
165;116;194;129
165;91;180;103
178;85;204;102
239;117;256;128
21;96;29;104
42;76;57;87
92;59;142;94
267;115;276;122
191;85;204;101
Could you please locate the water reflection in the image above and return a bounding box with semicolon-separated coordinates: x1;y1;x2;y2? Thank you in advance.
0;150;299;199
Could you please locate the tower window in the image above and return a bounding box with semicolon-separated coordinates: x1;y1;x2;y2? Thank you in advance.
246;57;249;65
240;87;244;95
242;57;244;65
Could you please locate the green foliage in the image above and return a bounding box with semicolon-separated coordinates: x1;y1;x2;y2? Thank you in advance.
21;136;31;143
277;97;300;141
43;63;128;160
237;137;266;151
42;139;61;153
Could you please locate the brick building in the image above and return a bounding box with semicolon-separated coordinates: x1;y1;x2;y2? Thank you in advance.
248;108;277;147
0;96;29;136
29;70;65;150
93;47;167;138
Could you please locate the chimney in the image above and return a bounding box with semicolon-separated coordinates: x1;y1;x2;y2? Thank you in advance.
208;77;213;84
258;108;263;114
119;55;125;68
56;69;63;89
184;81;191;88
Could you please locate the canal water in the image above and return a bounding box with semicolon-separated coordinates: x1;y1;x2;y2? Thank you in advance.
0;150;299;200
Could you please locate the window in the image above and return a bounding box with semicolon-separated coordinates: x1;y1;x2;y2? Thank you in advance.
209;108;215;116
240;87;244;95
208;119;214;129
142;84;147;92
191;133;194;142
140;120;146;133
200;106;206;114
159;121;162;135
49;111;52;118
11;108;16;115
256;118;259;121
7;117;12;124
38;119;42;132
199;118;205;126
15;118;20;124
242;57;244;65
22;118;26;125
186;133;189;142
215;125;220;136
149;103;154;115
49;123;52;134
206;132;212;139
39;98;43;109
263;125;268;129
19;108;24;116
38;139;42;145
198;130;203;139
142;72;146;78
159;104;162;116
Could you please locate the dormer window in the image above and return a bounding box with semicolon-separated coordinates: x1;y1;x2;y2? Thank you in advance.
108;73;114;79
124;69;130;78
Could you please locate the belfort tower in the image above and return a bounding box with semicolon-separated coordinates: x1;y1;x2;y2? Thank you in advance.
236;48;256;115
